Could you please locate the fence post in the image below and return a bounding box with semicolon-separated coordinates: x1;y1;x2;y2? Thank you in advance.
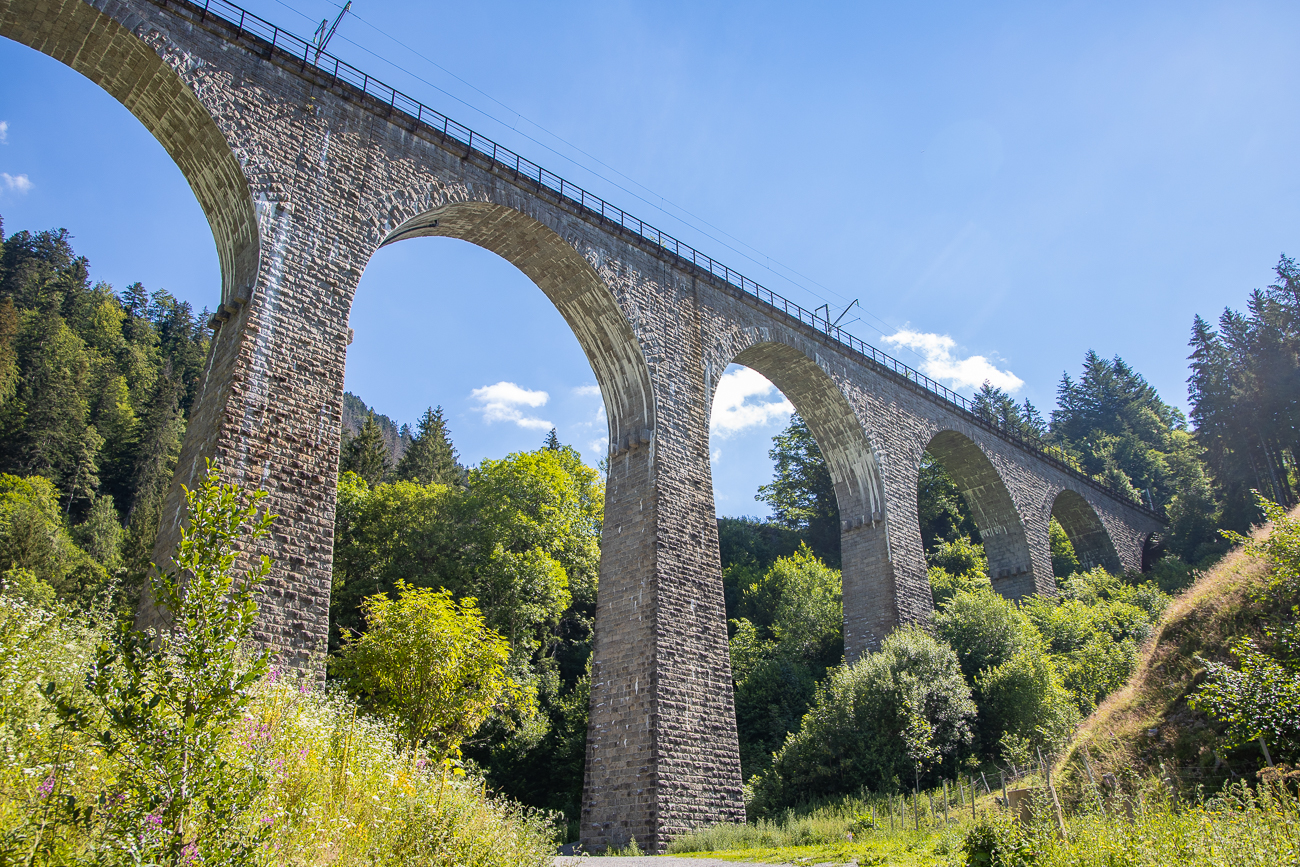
1039;747;1069;841
943;781;950;823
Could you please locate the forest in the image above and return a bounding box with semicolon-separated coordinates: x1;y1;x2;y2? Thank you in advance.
0;215;1296;863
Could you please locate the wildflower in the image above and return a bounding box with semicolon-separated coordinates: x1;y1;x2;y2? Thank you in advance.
36;775;54;797
145;811;164;827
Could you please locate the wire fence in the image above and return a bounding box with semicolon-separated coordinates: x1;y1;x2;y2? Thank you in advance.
163;0;1160;517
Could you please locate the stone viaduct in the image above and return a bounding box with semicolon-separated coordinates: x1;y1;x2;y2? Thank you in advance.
1;0;1163;853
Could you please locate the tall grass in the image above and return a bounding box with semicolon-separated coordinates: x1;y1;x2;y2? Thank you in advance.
0;594;556;865
968;778;1300;866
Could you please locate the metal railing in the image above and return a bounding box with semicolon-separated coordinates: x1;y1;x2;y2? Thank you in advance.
166;0;1159;517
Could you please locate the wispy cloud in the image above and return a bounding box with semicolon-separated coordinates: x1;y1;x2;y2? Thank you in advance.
1;173;32;194
0;122;8;144
572;384;601;398
881;329;1023;392
470;381;553;430
710;366;794;438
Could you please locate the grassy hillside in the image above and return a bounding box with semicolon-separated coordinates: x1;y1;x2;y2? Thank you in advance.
1058;507;1300;803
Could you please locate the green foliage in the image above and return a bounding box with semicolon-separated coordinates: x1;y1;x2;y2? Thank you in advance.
0;225;208;608
1051;350;1207;517
728;547;843;778
975;642;1078;755
1190;497;1300;759
917;452;980;554
717;516;803;620
341;412;392;486
43;463;272;865
927;536;991;607
0;473;107;605
332;443;602;823
333;582;520;758
1189;258;1300;527
757;415;841;567
0;595;557;865
395;406;464;487
933;589;1033;683
750;625;975;811
1022;567;1167;714
1049;517;1080;579
972;382;1048;441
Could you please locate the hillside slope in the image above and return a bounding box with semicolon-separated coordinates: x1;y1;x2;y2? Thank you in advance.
1058;507;1300;801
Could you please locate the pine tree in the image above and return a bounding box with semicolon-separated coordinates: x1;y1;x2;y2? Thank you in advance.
757;415;840;567
342;412;391;485
544;428;561;451
395;406;463;487
128;369;183;521
0;297;17;409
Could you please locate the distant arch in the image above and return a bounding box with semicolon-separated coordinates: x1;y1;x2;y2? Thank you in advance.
376;200;655;445
925;429;1036;600
1051;489;1122;574
0;0;259;306
717;341;891;659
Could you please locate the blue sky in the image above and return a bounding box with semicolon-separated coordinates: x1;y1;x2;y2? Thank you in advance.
2;0;1299;517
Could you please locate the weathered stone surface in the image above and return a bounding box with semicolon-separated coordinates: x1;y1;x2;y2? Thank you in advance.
1;0;1163;852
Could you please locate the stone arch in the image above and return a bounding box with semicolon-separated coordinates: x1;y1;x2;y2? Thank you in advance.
0;0;259;307
925;429;1037;599
1050;488;1122;574
374;200;655;444
718;340;891;659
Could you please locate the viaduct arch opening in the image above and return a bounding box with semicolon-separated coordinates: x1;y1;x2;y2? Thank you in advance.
0;0;257;307
722;342;891;661
923;430;1036;600
1050;489;1122;574
379;202;654;444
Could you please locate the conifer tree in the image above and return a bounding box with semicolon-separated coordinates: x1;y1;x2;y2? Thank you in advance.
342;412;391;485
544;428;561;451
0;296;17;409
757;415;840;567
395;406;462;487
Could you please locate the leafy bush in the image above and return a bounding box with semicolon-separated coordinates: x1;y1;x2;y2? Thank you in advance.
750;625;974;811
933;589;1033;682
729;547;843;779
332;581;522;758
976;643;1078;756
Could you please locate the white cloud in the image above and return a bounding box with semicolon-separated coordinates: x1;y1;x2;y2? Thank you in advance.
710;366;794;438
881;329;1023;393
0;122;8;144
470;381;553;430
1;173;32;194
711;448;722;465
572;384;601;397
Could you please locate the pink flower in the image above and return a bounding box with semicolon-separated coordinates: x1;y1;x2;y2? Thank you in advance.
36;775;54;797
145;812;164;827
182;841;200;864
268;667;280;685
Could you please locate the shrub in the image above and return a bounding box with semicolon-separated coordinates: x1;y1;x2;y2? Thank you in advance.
750;625;974;811
332;581;522;758
976;642;1078;756
933;589;1034;682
